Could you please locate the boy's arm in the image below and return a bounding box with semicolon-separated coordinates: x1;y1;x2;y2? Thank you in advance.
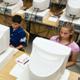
18;30;27;50
16;44;24;50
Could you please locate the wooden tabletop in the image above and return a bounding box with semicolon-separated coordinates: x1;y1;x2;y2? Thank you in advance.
0;51;24;80
0;51;79;80
43;14;59;27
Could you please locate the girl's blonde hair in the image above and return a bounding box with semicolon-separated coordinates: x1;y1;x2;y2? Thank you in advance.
59;23;75;43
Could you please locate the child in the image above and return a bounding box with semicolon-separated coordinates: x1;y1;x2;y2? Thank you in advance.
50;23;80;67
10;15;27;50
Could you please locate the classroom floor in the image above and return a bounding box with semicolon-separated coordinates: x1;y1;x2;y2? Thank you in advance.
26;36;80;74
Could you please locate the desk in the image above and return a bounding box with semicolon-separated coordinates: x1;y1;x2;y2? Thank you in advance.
0;51;24;80
0;50;79;80
26;13;59;38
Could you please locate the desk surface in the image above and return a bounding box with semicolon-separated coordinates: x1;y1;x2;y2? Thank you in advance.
0;51;24;80
43;14;59;27
0;51;79;80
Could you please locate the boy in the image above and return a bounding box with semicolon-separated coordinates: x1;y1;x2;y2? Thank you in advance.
10;15;27;50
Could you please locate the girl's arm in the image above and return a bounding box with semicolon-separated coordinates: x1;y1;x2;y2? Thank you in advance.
66;52;78;67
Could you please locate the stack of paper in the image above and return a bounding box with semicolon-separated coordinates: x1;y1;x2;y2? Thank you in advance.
10;54;30;78
16;54;30;65
48;16;58;22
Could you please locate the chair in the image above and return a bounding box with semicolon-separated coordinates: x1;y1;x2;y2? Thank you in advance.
23;29;30;52
24;29;30;45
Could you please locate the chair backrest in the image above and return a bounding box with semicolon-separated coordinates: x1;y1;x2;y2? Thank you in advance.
24;29;30;45
21;29;30;52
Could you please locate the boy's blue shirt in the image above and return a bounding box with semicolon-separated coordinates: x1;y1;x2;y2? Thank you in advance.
10;26;27;47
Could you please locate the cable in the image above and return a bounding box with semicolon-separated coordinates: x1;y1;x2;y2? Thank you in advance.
3;3;9;15
33;8;39;22
25;8;38;33
29;8;39;22
3;3;9;24
29;8;35;21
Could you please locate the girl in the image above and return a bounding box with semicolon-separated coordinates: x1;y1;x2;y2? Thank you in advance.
50;23;80;67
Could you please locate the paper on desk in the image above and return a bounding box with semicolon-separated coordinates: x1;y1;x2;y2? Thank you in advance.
0;47;18;70
10;64;25;78
48;16;58;22
16;54;30;65
10;54;30;78
11;47;19;55
60;69;70;80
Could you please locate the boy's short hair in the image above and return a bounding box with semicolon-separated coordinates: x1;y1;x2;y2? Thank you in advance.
12;15;22;24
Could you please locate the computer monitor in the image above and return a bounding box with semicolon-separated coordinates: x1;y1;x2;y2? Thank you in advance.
28;37;71;80
0;24;10;54
3;0;18;5
66;0;80;19
33;0;50;11
51;0;67;5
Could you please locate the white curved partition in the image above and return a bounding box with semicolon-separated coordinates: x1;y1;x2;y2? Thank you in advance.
28;37;71;80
